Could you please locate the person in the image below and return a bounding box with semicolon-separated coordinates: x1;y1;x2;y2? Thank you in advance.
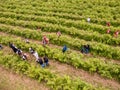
29;47;39;61
22;53;28;60
42;35;49;46
87;17;90;23
106;22;110;27
81;44;90;54
37;57;45;68
17;49;22;56
29;47;35;54
56;31;61;38
33;51;39;61
0;44;3;49
107;29;110;34
25;39;30;43
114;30;119;37
43;55;49;66
85;44;90;54
9;42;18;53
81;45;86;53
62;45;67;53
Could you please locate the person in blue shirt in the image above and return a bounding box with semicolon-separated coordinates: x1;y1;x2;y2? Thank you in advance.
62;45;67;53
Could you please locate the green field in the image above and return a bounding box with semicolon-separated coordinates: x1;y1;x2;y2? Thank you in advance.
0;0;120;90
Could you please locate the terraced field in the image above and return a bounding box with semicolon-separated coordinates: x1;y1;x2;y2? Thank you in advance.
0;0;120;90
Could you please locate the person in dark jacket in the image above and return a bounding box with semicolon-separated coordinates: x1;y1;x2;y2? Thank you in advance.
85;44;90;54
81;44;90;54
0;44;3;49
17;49;22;56
43;55;49;66
9;42;18;53
37;57;45;68
81;45;86;53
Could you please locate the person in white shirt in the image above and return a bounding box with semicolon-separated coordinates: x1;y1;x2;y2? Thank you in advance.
29;47;35;54
87;17;90;23
33;51;39;61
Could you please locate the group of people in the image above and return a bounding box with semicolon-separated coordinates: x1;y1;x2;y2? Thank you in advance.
87;18;119;37
106;22;119;37
81;44;90;54
41;31;90;54
4;29;90;68
9;42;49;68
29;47;49;67
7;31;62;67
42;31;61;47
9;42;28;60
0;29;91;70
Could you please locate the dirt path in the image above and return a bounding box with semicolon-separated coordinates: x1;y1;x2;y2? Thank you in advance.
49;61;120;90
0;65;49;90
0;34;120;90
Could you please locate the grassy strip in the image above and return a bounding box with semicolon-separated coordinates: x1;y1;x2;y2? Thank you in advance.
0;1;120;21
0;1;120;27
0;11;120;46
0;7;120;35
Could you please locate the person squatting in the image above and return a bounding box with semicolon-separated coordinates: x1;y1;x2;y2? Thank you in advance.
29;47;49;68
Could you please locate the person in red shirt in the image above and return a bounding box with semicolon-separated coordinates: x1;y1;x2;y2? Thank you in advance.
42;35;49;46
106;22;110;27
107;29;110;34
114;30;119;37
56;31;61;38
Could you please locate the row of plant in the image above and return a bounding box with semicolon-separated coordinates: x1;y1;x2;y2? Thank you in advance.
0;18;120;60
0;29;120;82
0;3;120;27
0;13;120;47
0;50;96;90
2;0;119;10
0;8;119;37
2;3;120;25
1;0;120;21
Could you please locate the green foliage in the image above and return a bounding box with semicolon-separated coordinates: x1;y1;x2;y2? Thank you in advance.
0;0;120;87
0;50;97;90
0;35;120;82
